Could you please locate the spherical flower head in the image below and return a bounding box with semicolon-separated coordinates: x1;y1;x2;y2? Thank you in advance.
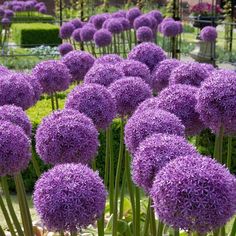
126;7;142;26
200;26;217;42
61;50;95;82
158;17;174;33
39;6;47;14
135;97;159;114
161;21;180;37
196;69;236;135
176;21;183;34
125;108;185;154
70;18;82;29
108;77;152;116
59;22;75;39
58;43;73;57
133;15;152;30
107;18;123;34
136;26;153;42
118;17;131;31
65;84;116;129
0;73;34;110
2;17;10;27
84;63;124;87
94;29;112;47
93;14;107;29
132;133;197;192
72;28;81;42
128;42;167;71
149;10;163;25
112;10;127;18
152;59;181;92
0;121;31;177
33;163;107;232
0;8;5;18
201;63;215;74
80;26;96;42
4;10;14;18
150;155;236;234
169;62;208;87
36;109;99;165
156;84;205;136
94;54;123;66
118;59;152;87
13;5;23;12
0;65;10;76
32;60;71;94
35;2;45;11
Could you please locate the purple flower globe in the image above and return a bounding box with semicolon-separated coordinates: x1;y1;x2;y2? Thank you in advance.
59;22;75;39
84;63;124;87
128;42;167;71
158;17;174;33
135;97;159;114
70;18;83;29
169;62;208;87
58;43;73;57
4;10;14;18
61;50;95;82
161;21;180;37
80;26;96;42
112;10;127;18
149;10;163;25
108;77;152;116
65;84;116;129
1;17;10;27
72;28;81;42
133;15;152;30
196;69;236;134
118;59;152;87
156;84;205;136
126;7;142;26
118;17;131;31
107;18;123;34
176;21;183;34
0;105;32;137
94;29;112;47
151;59;181;92
0;8;5;17
36;109;99;165
125;108;185;154
151;155;236;234
0;121;31;177
200;26;217;42
136;26;153;42
132;133;197;192
94;54;123;66
33;163;107;232
0;73;34;110
93;14;107;29
0;65;10;76
32;60;71;94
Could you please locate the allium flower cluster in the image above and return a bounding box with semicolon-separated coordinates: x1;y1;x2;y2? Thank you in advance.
33;163;107;232
94;29;112;47
149;10;163;25
70;18;83;29
72;28;81;42
93;14;107;29
36;109;99;165
65;84;116;129
80;25;96;42
61;50;95;82
0;65;10;76
136;26;153;42
58;43;73;57
128;42;167;71
106;18;123;34
200;26;217;42
0;121;31;177
94;54;123;66
133;15;152;30
59;22;75;39
151;155;236;234
126;7;141;25
161;20;180;37
125;108;185;154
84;63;124;87
32;60;71;94
132;133;197;192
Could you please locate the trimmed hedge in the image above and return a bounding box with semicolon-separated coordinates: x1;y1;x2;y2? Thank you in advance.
12;13;54;23
12;23;61;47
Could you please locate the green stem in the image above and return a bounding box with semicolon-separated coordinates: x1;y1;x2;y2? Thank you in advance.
157;220;164;236
150;203;156;236
70;231;77;236
105;128;110;187
1;176;24;236
31;154;41;178
227;136;232;170
174;229;180;236
119;171;126;219
109;126;114;215
112;118;124;236
0;194;16;236
50;94;55;111
229;217;236;236
0;224;6;236
214;126;224;163
220;226;226;236
142;199;150;236
60;231;64;236
97;214;104;236
213;229;220;236
55;92;59;110
135;186;140;236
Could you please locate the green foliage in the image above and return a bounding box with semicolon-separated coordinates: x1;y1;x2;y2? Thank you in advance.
12;12;54;23
12;23;61;48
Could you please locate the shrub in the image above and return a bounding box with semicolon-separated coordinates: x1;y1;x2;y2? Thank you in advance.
12;23;61;47
12;13;54;23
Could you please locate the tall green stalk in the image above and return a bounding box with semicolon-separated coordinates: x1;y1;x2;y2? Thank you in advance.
31;154;41;178
109;126;114;215
105;128;110;187
150;203;156;236
174;229;180;236
135;186;140;236
157;220;164;236
143;199;151;236
214;126;224;163
119;171;126;219
227;136;232;170
229;217;236;236
0;224;6;236
97;215;104;236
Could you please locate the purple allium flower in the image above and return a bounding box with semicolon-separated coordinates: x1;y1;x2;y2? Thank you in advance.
118;59;152;87
33;163;107;232
201;63;215;73
125;108;185;154
169;62;208;87
149;10;163;25
112;10;127;18
132;133;197;192
108;77;152;116
0;64;10;76
84;64;123;87
133;15;152;30
36;109;99;165
136;26;153;42
13;5;23;12
126;7;142;26
161;21;180;37
118;17;131;31
59;22;75;39
176;21;183;34
61;50;95;82
94;29;112;47
58;43;73;57
4;10;14;18
72;28;81;42
35;2;44;11
0;8;5;17
70;18;82;29
158;17;174;33
107;18;123;34
1;17;10;27
0;105;31;137
135;97;159;114
151;155;236;234
39;6;47;14
156;84;205;136
196;69;236;134
80;26;96;42
151;59;181;92
200;26;217;42
0;73;34;110
93;14;107;29
128;42;167;71
146;14;158;32
32;60;71;94
0;121;31;177
94;54;123;66
65;84;116;129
